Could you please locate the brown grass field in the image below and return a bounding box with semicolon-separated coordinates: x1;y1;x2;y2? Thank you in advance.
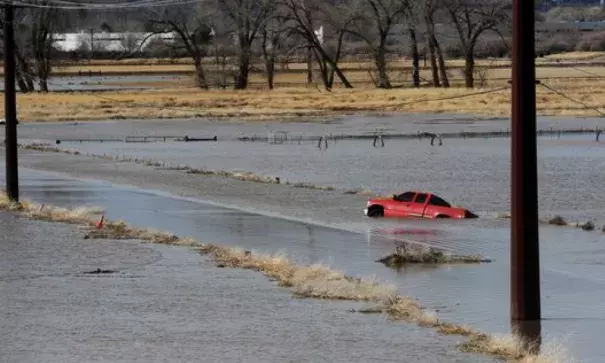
3;51;605;122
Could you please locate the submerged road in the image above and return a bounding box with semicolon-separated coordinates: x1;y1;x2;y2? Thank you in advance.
3;213;482;363
2;166;605;362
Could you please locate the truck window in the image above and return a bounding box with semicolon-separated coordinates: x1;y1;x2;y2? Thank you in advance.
415;193;428;204
397;192;415;202
429;195;451;207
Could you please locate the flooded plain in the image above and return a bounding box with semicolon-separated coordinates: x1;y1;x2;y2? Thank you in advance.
4;116;605;361
1;165;602;363
0;75;188;92
2;211;485;363
21;122;605;222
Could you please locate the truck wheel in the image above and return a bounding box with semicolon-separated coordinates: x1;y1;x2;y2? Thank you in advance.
368;206;384;218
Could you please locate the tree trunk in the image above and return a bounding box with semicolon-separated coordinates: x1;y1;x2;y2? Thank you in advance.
235;47;251;90
329;60;352;88
431;34;450;88
409;27;420;88
36;61;50;93
15;51;35;92
307;45;313;84
318;59;330;90
464;49;475;88
193;55;208;89
16;73;29;93
25;73;35;91
266;61;275;90
428;37;440;87
374;42;391;89
15;66;31;93
39;78;49;92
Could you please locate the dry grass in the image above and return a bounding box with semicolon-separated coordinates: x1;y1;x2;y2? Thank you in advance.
7;72;605;122
0;192;573;363
0;191;198;246
548;215;568;226
199;244;396;302
460;333;526;359
541;51;605;62
438;322;478;336
377;244;491;268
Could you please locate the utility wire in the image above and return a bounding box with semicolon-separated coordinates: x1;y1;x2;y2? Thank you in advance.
538;82;605;118
0;0;199;9
395;85;510;108
567;64;605;79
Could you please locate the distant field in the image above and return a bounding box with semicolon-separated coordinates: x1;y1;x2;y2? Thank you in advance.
4;75;604;123
3;51;605;123
3;51;605;77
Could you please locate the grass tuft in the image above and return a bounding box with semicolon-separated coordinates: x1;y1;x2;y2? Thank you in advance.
199;244;396;302
460;333;525;359
548;215;568;226
438;322;477;336
377;243;491;268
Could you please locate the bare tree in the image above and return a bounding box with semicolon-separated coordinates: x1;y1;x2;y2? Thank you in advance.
146;4;212;89
215;0;275;89
281;0;353;90
421;0;449;87
347;0;407;88
119;32;144;57
30;6;58;92
260;14;290;90
1;2;59;92
444;0;510;88
403;0;424;88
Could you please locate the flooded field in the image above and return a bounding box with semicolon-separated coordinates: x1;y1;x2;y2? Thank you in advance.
0;74;187;92
2;211;485;363
4;116;605;361
1;167;602;362
23;127;605;222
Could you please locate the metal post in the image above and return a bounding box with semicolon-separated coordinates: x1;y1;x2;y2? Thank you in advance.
4;3;19;202
511;0;540;323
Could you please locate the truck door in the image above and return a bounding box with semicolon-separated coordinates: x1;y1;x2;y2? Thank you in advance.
409;193;429;217
391;191;416;217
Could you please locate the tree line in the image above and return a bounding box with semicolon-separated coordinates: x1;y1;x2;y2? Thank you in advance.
2;0;514;92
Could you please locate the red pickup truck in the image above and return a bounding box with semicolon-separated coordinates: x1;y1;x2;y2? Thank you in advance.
364;191;478;219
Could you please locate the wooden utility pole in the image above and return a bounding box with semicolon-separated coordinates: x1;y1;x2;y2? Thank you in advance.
4;2;19;202
511;0;541;352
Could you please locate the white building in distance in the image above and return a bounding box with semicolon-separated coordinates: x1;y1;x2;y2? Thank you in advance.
52;31;178;52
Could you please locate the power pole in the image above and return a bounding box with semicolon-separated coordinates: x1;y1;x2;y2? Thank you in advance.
511;0;541;351
4;2;19;202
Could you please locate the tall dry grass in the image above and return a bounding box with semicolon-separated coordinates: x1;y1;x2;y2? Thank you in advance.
5;63;605;122
0;191;571;363
377;243;491;268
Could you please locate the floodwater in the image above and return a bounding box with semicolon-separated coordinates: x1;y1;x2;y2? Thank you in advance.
1;211;482;363
6;116;605;361
23;126;605;222
0;74;187;92
4;166;605;363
